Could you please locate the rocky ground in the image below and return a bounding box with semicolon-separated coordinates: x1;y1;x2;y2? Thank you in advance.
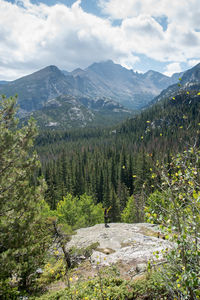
66;223;170;280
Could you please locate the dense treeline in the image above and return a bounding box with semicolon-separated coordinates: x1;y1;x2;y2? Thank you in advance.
36;91;200;220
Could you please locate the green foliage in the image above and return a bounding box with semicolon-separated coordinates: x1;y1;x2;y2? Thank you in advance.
33;269;170;300
36;242;100;294
146;146;200;299
121;195;137;223
145;190;170;224
36;257;66;290
0;95;50;296
0;279;20;299
55;193;104;228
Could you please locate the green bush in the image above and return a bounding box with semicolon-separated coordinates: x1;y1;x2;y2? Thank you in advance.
34;270;170;300
55;193;104;228
146;146;200;299
121;195;137;223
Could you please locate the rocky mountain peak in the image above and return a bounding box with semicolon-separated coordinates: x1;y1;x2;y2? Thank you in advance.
181;62;200;84
1;60;200;116
71;68;85;76
34;65;64;78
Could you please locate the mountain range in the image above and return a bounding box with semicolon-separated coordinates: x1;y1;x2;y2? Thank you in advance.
1;60;200;129
0;60;181;112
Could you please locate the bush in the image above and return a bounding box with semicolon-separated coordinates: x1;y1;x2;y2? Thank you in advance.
146;146;200;299
55;193;104;228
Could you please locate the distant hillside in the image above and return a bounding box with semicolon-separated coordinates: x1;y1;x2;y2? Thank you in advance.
27;95;133;129
141;69;183;90
119;85;200;155
0;80;8;85
0;65;77;113
151;63;200;105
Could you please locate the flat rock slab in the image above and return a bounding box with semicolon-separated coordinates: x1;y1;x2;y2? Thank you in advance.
66;223;170;270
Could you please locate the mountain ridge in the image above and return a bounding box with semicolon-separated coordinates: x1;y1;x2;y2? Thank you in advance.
151;62;200;105
0;60;181;113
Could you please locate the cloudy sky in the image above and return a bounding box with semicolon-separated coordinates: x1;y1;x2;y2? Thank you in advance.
0;0;200;80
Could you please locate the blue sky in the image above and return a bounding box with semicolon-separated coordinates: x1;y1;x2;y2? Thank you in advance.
0;0;200;80
4;0;107;17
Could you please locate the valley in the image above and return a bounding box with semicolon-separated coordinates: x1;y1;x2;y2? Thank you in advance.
1;60;200;299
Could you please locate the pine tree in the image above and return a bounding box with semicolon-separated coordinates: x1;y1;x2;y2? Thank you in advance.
0;96;50;296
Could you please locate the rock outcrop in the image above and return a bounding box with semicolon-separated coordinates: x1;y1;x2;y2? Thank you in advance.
66;223;170;278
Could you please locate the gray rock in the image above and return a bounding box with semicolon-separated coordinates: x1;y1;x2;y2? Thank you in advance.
66;223;171;267
135;263;147;273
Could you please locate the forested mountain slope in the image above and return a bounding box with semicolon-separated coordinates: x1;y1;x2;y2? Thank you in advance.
36;87;200;213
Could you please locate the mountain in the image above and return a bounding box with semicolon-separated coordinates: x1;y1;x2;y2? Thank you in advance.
65;60;180;109
0;65;77;113
181;62;200;84
141;70;183;90
61;70;70;76
170;71;184;82
27;95;133;129
0;61;181;115
0;80;8;85
152;63;200;104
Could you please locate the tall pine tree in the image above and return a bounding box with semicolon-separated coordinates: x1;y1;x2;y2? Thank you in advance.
0;96;50;296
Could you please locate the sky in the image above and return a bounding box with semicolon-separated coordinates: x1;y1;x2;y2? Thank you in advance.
0;0;200;80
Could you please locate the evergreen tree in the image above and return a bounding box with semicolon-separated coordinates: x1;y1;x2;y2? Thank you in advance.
0;96;50;296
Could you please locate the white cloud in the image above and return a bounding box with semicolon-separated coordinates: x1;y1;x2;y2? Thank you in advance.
120;15;165;58
0;0;200;80
0;0;139;79
98;0;200;67
99;0;200;25
164;62;182;76
187;59;200;67
117;55;140;70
